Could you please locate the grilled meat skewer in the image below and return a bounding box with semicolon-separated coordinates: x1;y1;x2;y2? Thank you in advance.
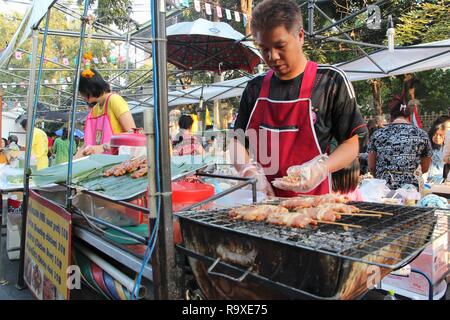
229;205;289;222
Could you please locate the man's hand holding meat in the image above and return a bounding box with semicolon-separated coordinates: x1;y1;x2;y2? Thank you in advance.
272;154;329;193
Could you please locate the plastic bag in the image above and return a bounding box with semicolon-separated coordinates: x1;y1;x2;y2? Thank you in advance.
360;179;390;202
417;194;448;209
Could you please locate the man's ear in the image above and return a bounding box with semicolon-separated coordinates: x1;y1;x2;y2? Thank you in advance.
297;28;305;46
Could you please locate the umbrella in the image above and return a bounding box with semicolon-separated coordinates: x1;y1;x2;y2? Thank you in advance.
167;18;262;72
55;128;84;139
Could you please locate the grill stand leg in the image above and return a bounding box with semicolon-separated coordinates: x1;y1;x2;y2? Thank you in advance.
410;268;434;301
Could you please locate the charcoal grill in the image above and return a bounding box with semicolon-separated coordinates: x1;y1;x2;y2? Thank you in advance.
175;201;447;300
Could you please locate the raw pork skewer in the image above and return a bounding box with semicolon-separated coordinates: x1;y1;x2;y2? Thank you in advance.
229;205;289;222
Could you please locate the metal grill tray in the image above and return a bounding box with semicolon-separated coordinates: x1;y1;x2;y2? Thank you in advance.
176;201;448;299
176;201;447;269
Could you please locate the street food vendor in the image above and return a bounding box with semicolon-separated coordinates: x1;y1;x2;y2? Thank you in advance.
230;0;367;197
77;68;136;156
19;119;49;170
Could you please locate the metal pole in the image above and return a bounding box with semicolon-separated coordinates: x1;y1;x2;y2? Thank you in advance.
66;0;90;209
314;5;388;74
150;0;179;300
17;11;51;290
307;0;314;36
144;108;157;220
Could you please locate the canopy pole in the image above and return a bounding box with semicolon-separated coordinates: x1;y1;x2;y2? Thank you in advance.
17;9;51;290
65;0;90;210
150;0;180;300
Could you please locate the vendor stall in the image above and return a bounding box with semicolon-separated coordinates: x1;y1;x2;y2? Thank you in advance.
4;0;449;302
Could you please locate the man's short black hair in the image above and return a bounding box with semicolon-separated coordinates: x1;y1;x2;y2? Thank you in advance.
8;135;18;144
251;0;303;36
78;68;111;98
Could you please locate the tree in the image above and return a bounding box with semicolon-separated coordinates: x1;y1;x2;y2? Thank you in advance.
0;8;117;110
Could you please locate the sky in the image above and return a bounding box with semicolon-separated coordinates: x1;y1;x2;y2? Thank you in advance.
1;0;153;24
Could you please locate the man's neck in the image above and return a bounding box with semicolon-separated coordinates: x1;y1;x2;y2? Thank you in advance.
278;55;308;80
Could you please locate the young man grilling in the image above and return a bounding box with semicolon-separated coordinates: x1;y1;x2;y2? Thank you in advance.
230;0;367;197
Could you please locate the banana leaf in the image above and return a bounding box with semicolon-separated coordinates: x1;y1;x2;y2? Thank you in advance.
32;154;131;187
75;155;216;200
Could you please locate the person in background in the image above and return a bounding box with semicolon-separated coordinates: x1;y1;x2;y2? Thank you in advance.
74;136;83;153
47;131;56;152
368;96;432;190
52;128;77;165
0;138;8;164
374;115;387;129
423;116;450;184
359;117;385;175
77;68;136;156
173;114;205;156
332;158;363;201
20;118;49;170
7;135;20;151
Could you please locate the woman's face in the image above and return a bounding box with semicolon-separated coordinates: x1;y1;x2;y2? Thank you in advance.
80;93;98;105
433;128;445;145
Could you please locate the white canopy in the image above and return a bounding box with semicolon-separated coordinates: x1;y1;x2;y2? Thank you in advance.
337;39;450;81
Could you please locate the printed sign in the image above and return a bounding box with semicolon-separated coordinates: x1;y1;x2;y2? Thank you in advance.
24;190;72;300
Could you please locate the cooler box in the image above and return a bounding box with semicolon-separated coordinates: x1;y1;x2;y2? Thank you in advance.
108;128;146;157
6;198;22;260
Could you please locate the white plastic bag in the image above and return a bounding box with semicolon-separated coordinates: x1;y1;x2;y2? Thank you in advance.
360;178;390;202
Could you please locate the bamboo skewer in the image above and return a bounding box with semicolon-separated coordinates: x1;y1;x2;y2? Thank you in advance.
314;220;362;228
359;209;394;216
339;212;382;218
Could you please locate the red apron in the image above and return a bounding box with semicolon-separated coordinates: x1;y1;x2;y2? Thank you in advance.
84;93;114;146
246;61;331;197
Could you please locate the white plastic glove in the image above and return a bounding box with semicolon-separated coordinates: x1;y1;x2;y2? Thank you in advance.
240;164;275;197
272;154;329;193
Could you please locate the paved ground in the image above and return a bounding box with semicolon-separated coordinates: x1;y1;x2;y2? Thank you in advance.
0;245;33;300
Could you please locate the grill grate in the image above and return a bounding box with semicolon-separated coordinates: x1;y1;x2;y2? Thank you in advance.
176;201;448;269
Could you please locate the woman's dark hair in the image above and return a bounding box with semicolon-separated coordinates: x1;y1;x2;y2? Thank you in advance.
78;69;110;98
1;138;7;147
178;115;194;130
332;159;361;194
428;115;450;150
61;128;68;140
389;95;412;121
8;135;18;144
